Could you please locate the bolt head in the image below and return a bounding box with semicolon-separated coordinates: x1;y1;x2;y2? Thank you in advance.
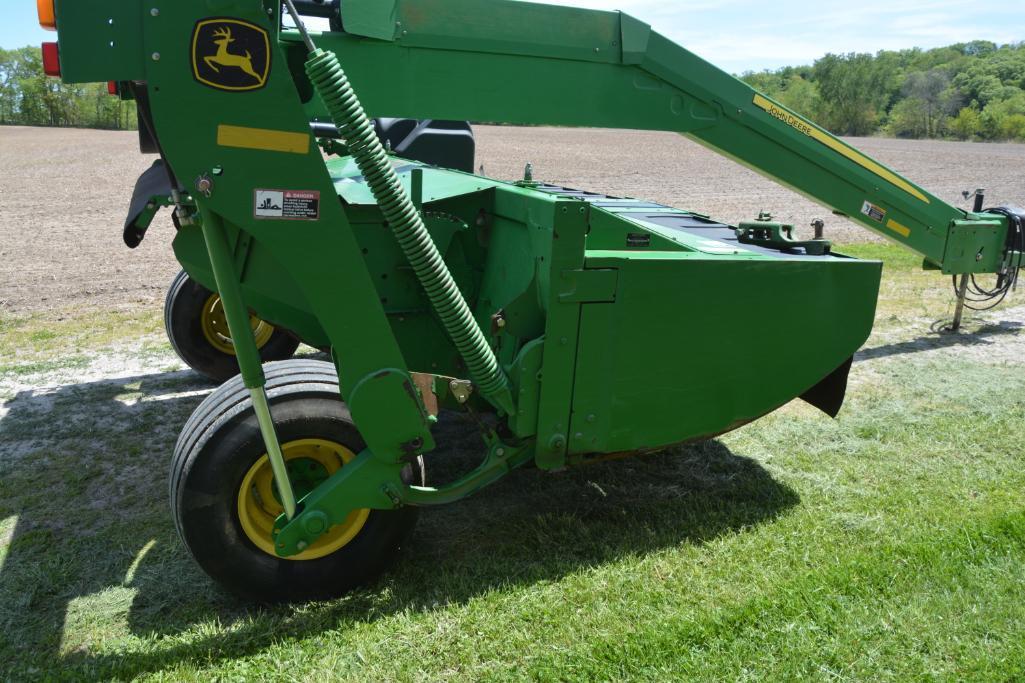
151;52;160;61
150;8;159;16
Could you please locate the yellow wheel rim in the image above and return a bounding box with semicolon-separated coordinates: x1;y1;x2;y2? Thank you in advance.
237;438;370;561
200;293;275;356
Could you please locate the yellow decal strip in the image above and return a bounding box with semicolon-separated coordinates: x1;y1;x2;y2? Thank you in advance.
885;219;911;238
752;94;929;204
217;125;310;155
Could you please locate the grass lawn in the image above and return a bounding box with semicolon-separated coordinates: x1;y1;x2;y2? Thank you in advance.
1;243;1023;681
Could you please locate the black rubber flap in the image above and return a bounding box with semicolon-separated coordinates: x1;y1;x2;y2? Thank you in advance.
800;356;853;418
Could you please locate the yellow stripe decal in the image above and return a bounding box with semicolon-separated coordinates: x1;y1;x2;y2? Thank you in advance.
216;125;310;155
886;219;911;237
752;94;929;204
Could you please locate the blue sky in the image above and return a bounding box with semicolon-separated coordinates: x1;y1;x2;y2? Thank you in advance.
5;0;1022;73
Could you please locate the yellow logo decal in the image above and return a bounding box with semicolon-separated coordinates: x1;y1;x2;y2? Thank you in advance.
191;18;270;92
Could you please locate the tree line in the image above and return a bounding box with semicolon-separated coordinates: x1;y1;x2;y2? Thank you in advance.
2;40;1024;141
742;40;1025;141
0;46;136;129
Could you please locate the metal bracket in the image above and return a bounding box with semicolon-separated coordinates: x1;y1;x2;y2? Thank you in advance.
273;437;532;556
449;379;474;404
736;218;831;256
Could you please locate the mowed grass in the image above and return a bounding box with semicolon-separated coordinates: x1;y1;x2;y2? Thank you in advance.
1;243;1024;681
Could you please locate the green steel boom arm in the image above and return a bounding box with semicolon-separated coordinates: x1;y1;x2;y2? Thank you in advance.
296;0;1010;274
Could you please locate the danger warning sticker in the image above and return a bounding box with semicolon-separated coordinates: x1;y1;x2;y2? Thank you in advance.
860;200;886;223
254;189;320;220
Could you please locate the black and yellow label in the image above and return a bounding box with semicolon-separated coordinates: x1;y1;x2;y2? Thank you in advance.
756;96;814;136
191;18;270;92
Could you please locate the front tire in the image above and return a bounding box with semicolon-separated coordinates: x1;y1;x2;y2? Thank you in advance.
164;270;300;383
170;359;425;602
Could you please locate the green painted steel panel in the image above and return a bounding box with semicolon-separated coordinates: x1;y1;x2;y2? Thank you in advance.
55;0;146;83
569;253;881;455
942;218;1007;274
341;0;399;41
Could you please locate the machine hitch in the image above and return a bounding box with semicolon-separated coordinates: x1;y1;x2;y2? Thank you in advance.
736;213;832;256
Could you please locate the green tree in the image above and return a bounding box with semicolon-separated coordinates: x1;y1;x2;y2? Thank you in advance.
741;70;786;99
742;71;823;123
998;113;1025;140
951;63;1003;107
948;106;982;140
958;40;998;57
777;76;822;120
0;48;16;124
988;47;1025;88
888;98;929;138
981;92;1025;139
813;52;890;135
740;40;1025;142
898;69;959;137
0;45;136;129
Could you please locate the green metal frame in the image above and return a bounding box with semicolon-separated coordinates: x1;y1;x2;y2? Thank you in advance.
50;0;1017;559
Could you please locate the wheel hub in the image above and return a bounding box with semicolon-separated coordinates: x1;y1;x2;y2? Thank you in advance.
201;293;275;355
237;438;369;561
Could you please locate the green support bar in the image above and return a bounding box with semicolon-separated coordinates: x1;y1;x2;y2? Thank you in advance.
199;209;297;519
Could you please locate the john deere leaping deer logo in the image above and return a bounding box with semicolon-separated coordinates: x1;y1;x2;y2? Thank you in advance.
192;18;270;91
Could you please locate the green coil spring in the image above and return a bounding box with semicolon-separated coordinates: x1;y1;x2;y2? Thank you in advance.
305;49;515;415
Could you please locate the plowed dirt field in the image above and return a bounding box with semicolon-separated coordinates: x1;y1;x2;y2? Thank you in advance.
1;125;1021;315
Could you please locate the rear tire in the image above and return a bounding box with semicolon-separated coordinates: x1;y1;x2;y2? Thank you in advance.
170;359;425;602
164;269;300;383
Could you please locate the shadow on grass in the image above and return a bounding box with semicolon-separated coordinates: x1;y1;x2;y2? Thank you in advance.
0;368;799;680
857;319;1022;362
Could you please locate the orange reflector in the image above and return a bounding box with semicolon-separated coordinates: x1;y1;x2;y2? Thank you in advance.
37;0;56;30
107;81;118;96
41;42;60;77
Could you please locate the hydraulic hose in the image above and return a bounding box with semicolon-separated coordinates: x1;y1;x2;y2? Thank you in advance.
297;40;514;414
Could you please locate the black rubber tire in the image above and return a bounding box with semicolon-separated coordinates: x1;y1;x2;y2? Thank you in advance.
164;269;301;383
170;359;425;602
